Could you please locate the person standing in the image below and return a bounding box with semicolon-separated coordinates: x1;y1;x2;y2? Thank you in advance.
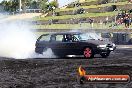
129;18;132;25
89;18;94;28
124;16;130;28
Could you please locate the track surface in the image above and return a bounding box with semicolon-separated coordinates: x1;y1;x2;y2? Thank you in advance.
0;48;132;88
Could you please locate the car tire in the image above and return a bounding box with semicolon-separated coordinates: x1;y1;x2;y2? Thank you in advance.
100;52;110;58
83;47;94;59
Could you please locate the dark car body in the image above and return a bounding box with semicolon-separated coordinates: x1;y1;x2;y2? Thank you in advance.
35;32;116;58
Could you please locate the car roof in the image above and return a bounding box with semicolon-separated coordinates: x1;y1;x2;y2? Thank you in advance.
50;32;82;35
40;32;83;37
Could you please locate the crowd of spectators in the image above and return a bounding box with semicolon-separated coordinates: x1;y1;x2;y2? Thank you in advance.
116;11;132;28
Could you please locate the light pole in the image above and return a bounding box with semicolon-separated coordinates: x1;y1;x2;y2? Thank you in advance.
19;0;22;12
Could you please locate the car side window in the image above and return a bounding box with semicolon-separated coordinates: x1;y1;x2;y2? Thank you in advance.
62;34;73;42
51;35;64;42
73;35;79;41
56;35;64;41
38;34;51;42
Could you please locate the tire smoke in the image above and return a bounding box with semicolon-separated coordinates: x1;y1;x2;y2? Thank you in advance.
0;21;55;59
0;21;36;59
33;48;56;58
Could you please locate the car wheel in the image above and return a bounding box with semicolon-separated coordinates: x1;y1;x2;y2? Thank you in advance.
83;47;94;59
100;52;110;58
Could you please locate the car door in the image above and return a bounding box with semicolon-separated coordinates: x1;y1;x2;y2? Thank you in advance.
49;34;81;56
36;34;51;53
49;34;66;55
62;34;81;55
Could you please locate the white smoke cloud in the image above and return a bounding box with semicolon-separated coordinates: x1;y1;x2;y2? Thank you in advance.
0;21;37;59
0;20;56;59
33;48;56;58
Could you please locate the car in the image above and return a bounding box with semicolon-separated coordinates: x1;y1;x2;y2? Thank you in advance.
35;32;116;58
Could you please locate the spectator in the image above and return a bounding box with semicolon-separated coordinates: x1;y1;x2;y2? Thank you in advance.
121;11;125;18
88;18;94;28
121;18;124;24
116;10;132;28
89;18;93;24
129;18;132;25
117;18;121;24
124;16;130;28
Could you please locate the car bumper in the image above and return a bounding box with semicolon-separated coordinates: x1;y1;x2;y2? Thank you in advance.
100;46;116;51
95;46;116;54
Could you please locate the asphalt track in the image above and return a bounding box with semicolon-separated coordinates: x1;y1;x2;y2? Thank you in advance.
0;48;132;88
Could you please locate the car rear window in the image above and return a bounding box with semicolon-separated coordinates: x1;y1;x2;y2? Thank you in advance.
39;34;51;42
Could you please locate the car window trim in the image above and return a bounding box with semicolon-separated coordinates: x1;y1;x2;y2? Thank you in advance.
37;34;50;42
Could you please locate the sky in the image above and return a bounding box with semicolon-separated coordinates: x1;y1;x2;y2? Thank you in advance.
0;0;3;2
49;0;76;7
0;0;9;2
0;0;76;7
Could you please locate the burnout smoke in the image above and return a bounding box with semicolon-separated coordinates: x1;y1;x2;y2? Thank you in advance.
0;20;56;59
0;21;37;59
33;48;56;58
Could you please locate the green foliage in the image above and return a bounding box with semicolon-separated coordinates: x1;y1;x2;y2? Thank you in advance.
31;1;38;9
49;1;58;8
56;1;128;12
0;0;59;13
35;11;118;21
0;0;35;12
39;0;58;13
1;0;19;12
38;0;48;12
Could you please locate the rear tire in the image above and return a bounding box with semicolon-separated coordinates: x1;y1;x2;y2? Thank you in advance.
83;47;94;59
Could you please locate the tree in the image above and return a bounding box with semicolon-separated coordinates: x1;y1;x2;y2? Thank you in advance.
49;0;58;8
30;1;38;9
38;0;48;13
48;1;58;16
0;0;58;13
21;0;33;13
1;0;19;12
11;0;19;12
1;1;8;11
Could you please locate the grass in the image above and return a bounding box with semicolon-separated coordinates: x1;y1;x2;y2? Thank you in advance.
35;11;118;21
33;0;132;30
56;1;129;12
35;1;131;21
80;0;98;3
33;23;132;30
85;0;98;2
